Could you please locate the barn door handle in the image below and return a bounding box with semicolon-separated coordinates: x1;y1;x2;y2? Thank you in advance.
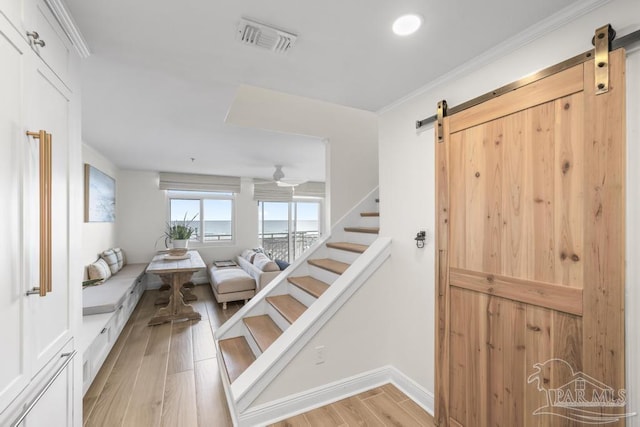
26;130;52;297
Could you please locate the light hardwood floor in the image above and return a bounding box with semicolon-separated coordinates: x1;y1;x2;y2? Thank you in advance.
83;285;241;427
84;285;435;427
270;384;435;427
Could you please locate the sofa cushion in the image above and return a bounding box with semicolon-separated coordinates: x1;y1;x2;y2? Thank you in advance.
83;263;147;315
252;253;279;272
113;263;147;280
210;267;255;294
88;258;111;282
82;277;131;315
101;249;119;274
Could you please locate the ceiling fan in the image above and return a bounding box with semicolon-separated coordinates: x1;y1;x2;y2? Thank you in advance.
254;165;307;187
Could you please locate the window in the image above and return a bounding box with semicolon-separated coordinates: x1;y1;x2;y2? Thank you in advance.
169;191;234;243
258;200;322;262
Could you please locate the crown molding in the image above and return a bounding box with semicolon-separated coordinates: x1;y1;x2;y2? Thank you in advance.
378;0;611;115
45;0;90;58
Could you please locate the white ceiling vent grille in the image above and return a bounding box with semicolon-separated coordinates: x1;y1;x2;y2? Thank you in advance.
237;18;297;54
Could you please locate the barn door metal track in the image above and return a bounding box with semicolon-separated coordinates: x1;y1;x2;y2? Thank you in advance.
417;25;640;133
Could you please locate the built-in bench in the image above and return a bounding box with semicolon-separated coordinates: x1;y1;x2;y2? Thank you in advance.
80;263;147;395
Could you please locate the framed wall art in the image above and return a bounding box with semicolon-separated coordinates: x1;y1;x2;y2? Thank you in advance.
84;164;116;222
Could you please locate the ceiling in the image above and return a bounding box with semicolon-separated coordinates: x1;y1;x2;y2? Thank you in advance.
65;0;579;180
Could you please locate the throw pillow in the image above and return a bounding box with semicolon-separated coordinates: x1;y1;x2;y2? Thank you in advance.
275;259;290;271
241;249;255;261
253;253;279;272
113;247;125;270
100;249;119;275
88;258;112;282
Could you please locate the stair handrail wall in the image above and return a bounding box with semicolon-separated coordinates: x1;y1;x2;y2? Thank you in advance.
213;187;387;423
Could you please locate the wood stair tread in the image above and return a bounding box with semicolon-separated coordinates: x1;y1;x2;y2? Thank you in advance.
243;315;282;353
266;295;307;324
344;226;380;234
308;258;350;275
326;241;368;254
218;336;256;383
288;276;330;298
360;212;380;217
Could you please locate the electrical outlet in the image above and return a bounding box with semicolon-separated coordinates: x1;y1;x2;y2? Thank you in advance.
315;345;325;365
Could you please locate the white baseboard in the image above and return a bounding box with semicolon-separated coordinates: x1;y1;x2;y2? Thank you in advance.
238;365;433;427
387;366;435;415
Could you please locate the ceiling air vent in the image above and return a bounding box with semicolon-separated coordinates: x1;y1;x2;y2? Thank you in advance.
237;18;297;54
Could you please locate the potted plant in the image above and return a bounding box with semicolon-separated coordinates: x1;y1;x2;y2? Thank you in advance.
165;213;198;249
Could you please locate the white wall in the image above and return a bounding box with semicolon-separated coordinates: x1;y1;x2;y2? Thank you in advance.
253;268;393;405
82;144;119;272
377;0;640;412
225;85;379;227
116;171;259;282
115;170;165;264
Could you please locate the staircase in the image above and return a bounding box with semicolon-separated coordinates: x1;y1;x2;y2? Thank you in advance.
213;189;390;425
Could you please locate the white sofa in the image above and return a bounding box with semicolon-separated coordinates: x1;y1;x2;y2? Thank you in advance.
236;255;281;291
208;252;281;309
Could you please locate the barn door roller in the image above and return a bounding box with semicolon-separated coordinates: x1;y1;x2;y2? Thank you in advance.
416;24;640;130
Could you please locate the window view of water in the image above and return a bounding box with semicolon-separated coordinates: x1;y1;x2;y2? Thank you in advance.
197;220;318;239
258;201;322;262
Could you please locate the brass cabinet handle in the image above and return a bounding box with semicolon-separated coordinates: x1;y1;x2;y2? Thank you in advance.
26;130;52;297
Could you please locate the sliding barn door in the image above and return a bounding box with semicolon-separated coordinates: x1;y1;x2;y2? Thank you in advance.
436;49;626;426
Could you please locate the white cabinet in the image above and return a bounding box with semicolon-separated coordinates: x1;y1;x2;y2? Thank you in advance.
24;40;72;376
0;0;70;85
0;11;31;414
0;1;78;425
81;275;146;395
13;341;75;427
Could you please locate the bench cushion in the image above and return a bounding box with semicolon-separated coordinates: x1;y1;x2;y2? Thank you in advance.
83;263;147;315
210;267;255;294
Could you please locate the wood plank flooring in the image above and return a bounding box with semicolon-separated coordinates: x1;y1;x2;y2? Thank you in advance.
270;384;435;427
83;285;240;427
84;285;435;427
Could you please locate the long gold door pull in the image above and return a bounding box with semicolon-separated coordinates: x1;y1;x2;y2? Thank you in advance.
26;130;52;297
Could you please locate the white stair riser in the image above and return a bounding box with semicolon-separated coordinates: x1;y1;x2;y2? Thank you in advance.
358;216;380;228
266;303;294;331
308;264;341;284
241;324;263;358
344;231;378;245
327;247;360;264
287;283;319;307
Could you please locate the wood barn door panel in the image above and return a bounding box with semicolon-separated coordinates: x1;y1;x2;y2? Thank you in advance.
582;48;626;419
436;49;626;426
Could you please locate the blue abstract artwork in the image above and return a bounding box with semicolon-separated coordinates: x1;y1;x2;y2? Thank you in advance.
85;164;115;222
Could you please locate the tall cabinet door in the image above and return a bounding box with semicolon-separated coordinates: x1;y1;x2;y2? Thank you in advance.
24;56;72;375
0;14;30;413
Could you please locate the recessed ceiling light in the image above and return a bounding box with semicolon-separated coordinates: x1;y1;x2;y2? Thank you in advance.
392;14;423;36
